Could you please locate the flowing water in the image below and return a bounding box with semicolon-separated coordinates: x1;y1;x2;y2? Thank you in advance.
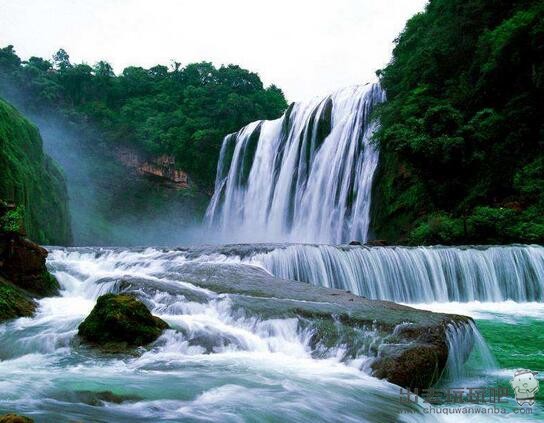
205;84;385;244
0;247;433;422
1;245;542;421
2;80;542;421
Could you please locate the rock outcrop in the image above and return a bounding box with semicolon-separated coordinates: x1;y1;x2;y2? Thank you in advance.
0;201;60;323
117;148;189;190
78;294;169;350
0;415;33;423
114;256;472;389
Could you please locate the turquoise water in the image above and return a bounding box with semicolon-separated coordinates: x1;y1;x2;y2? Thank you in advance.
411;302;544;420
0;248;542;422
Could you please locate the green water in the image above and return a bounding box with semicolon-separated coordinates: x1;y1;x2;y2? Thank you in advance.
477;319;544;372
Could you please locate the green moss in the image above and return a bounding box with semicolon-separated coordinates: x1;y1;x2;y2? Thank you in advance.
78;294;169;348
0;98;71;244
0;279;36;323
0;205;24;233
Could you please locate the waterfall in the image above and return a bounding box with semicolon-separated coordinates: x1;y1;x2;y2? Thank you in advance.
250;244;544;302
443;321;498;381
206;83;386;244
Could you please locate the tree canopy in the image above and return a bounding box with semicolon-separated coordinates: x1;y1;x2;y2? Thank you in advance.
373;0;544;244
0;46;287;189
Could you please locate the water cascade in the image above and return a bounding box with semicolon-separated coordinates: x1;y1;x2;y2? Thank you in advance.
250;244;544;302
0;247;432;421
206;84;386;244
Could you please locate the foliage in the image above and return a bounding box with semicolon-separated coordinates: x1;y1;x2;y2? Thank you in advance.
373;0;544;245
0;99;72;244
0;206;24;233
0;46;287;190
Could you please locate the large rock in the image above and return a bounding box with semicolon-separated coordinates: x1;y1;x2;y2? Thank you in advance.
78;294;169;349
0;201;59;323
115;258;472;389
0;275;36;323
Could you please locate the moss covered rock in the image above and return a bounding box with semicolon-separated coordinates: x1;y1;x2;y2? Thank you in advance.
0;277;36;323
78;294;169;349
0;414;34;423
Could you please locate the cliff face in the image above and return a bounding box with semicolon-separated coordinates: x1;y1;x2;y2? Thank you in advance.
117;149;190;189
0;98;72;245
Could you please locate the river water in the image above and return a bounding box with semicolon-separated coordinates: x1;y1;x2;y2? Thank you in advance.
0;245;541;422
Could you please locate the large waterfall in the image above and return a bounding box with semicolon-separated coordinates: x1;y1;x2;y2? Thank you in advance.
250;244;544;303
206;84;386;244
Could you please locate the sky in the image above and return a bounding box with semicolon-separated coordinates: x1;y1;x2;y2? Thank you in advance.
0;0;427;102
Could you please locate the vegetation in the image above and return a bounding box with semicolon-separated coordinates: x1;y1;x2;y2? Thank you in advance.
0;99;71;244
373;0;544;245
78;294;169;349
0;46;287;189
0;280;36;323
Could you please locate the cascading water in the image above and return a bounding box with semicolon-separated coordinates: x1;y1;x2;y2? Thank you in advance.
0;247;431;422
250;244;544;302
206;84;386;244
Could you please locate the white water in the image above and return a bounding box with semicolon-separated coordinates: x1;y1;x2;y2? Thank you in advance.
206;84;386;244
0;247;442;422
251;244;544;302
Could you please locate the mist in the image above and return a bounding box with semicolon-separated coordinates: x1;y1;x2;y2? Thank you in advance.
0;83;210;247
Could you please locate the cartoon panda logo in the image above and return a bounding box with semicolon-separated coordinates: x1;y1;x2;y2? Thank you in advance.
510;369;539;406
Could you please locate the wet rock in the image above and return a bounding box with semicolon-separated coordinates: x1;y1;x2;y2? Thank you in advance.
348;240;362;245
0;276;36;323
0;201;60;298
126;259;472;389
364;239;388;247
78;294;169;349
55;390;142;406
0;415;34;423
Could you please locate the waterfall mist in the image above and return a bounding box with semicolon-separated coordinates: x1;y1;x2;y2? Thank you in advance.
0;84;208;246
206;84;386;244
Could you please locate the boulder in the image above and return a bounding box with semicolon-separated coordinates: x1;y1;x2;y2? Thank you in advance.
0;234;59;297
116;259;472;389
0;276;36;323
0;415;34;423
78;294;169;349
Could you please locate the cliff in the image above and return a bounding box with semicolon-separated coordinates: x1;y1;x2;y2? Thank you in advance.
117;149;190;189
0;98;72;245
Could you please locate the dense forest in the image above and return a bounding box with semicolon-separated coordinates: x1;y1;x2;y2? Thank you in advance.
372;0;544;245
0;46;287;189
0;46;287;244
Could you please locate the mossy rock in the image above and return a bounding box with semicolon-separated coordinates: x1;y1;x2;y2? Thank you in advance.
78;294;169;349
0;414;34;423
0;278;36;323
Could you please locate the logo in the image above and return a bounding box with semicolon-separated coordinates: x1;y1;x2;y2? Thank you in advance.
510;369;539;406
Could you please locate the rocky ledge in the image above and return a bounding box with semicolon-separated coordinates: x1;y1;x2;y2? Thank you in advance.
0;200;60;323
110;260;473;390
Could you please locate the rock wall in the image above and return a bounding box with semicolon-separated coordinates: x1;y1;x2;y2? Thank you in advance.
117;149;189;189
